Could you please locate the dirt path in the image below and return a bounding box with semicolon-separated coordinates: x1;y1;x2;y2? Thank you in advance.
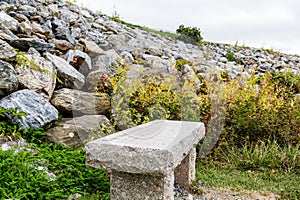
174;184;280;200
193;187;280;200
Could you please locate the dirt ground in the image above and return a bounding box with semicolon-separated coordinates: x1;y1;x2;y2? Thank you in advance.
193;187;280;200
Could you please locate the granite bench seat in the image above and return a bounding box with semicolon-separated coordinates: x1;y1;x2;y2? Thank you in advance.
85;120;205;200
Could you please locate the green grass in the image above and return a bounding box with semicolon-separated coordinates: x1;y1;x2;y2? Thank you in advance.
110;16;177;39
0;130;110;199
195;141;300;199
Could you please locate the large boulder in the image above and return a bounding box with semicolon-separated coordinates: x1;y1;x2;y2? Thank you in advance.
0;60;19;97
50;88;110;116
0;89;58;130
14;53;56;100
65;50;92;76
0;11;19;32
85;70;111;92
46;115;114;147
10;38;54;52
0;39;17;61
45;52;85;90
91;50;119;74
79;38;104;56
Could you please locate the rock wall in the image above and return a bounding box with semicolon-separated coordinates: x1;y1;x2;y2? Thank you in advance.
0;0;299;146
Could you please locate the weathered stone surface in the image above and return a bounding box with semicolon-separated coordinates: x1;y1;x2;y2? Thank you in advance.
47;115;113;147
50;17;76;45
51;88;110;115
10;38;54;52
0;31;14;41
91;50;119;74
61;7;79;24
85;120;205;174
0;89;58;130
79;38;104;56
45;52;85;90
0;60;18;96
19;21;32;35
14;53;56;100
65;50;92;76
110;170;174;200
0;39;17;61
50;39;72;51
174;148;196;190
0;11;19;32
86;31;107;44
86;70;111;92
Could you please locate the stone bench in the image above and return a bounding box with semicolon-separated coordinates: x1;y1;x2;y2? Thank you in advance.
85;120;205;200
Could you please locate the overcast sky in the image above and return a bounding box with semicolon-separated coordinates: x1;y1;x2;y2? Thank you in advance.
76;0;300;55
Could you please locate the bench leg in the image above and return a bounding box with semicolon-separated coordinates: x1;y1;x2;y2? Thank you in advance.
110;170;174;200
174;147;196;190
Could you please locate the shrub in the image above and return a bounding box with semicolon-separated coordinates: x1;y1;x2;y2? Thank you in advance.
176;24;203;44
219;71;300;151
226;50;235;62
174;59;192;72
106;64;210;130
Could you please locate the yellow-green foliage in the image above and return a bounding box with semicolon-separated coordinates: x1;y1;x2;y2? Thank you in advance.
15;51;62;83
97;63;300;150
105;64;210;130
222;71;300;149
174;59;192;72
0;107;26;141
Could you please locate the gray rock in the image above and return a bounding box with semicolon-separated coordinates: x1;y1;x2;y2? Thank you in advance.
45;52;85;90
17;5;37;15
8;11;29;23
0;31;15;41
0;11;19;32
86;70;111;92
10;38;54;52
47;115;114;147
14;53;56;100
70;27;82;39
49;17;76;44
75;16;91;32
0;60;19;96
0;39;17;61
60;8;79;24
142;54;163;66
219;56;228;63
50;88;110;115
91;50;119;74
31;21;44;34
0;2;11;12
67;193;83;200
86;31;107;44
19;21;32;35
50;39;72;51
47;3;59;16
78;38;104;56
80;9;94;22
0;89;58;130
120;51;134;64
65;50;92;76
